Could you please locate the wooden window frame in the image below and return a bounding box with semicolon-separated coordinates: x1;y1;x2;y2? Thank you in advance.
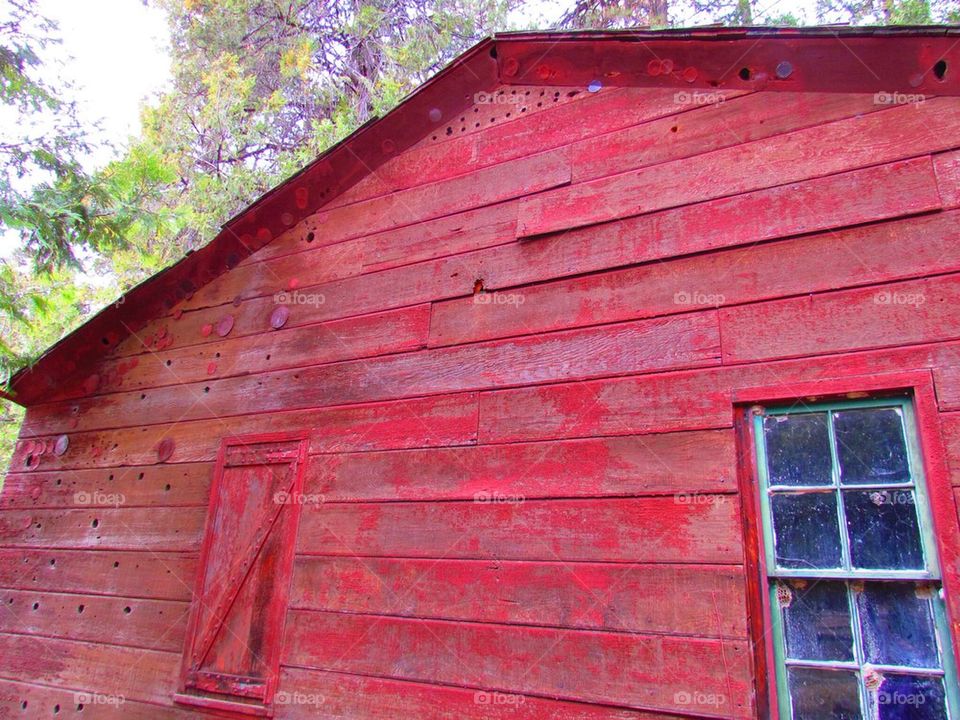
174;430;309;717
734;371;960;719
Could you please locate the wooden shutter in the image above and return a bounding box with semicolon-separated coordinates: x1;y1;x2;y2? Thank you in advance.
175;432;309;716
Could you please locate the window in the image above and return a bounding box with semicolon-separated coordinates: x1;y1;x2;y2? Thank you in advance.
753;397;960;719
175;433;309;716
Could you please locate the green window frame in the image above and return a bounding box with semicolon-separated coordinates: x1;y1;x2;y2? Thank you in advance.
753;396;960;719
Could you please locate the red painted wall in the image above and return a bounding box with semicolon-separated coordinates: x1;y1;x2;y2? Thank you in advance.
2;80;960;718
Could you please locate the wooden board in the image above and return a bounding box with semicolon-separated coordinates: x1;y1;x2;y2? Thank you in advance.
274;666;682;719
431;176;949;347
0;589;187;652
86;305;430;398
0;507;204;551
310;430;735;502
720;274;960;363
0;463;212;509
282;610;754;717
518;98;960;237
0;677;206;719
289;556;747;637
296;496;742;564
0;632;179;706
478;341;960;444
11;393;479;470
570;90;882;182
0;549;195;601
23;312;720;436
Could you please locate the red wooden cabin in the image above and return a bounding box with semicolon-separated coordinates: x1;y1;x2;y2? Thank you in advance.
2;27;960;719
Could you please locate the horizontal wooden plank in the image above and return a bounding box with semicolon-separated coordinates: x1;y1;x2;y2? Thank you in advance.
311;430;735;502
282;610;753;717
24;312;719;436
296;497;742;564
274;146;570;254
935;148;960;208
479;340;960;443
571;90;881;182
0;677;201;719
324;86;707;211
0;507;204;551
289;556;747;638
432;168;949;346
275;666;681;719
0;589;187;652
518;97;960;237
0;632;179;706
181;233;362;311
239;195;518;281
0;548;195;600
720;274;960;364
12;393;479;470
88;305;430;398
1;462;211;509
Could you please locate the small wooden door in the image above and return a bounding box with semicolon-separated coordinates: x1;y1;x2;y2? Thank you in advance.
175;432;309;716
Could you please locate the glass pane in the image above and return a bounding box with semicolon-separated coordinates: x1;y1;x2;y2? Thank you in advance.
834;408;910;485
856;582;940;668
781;580;854;661
763;413;833;486
843;490;924;570
873;675;948;720
788;667;862;720
771;492;843;569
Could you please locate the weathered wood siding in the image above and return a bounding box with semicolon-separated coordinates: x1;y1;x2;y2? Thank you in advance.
2;83;960;718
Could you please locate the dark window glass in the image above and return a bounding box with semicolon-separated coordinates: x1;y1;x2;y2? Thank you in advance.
764;413;833;486
874;675;948;720
788;667;862;720
771;492;843;569
834;408;910;485
843;490;924;570
782;580;854;662
856;582;940;669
